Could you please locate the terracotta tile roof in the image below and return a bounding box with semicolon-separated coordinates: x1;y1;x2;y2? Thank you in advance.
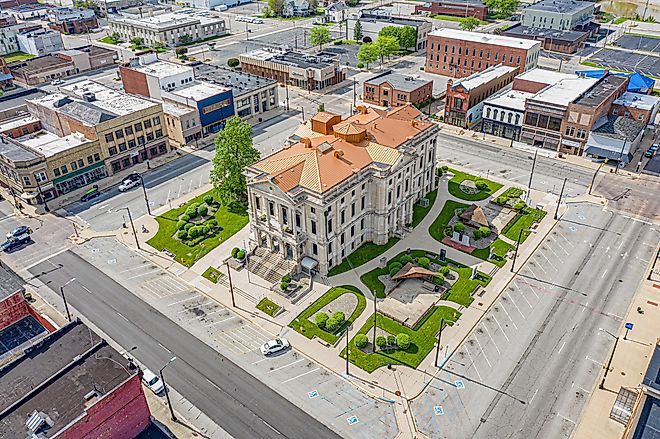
272;161;305;193
391;262;437;281
333;121;365;135
460;204;489;228
312;111;340;123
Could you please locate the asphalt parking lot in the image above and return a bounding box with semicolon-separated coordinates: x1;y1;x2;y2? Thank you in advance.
74;238;398;439
587;48;660;77
613;34;660;53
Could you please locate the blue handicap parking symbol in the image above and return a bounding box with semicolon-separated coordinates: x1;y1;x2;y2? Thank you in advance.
434;406;444;416
347;415;359;425
308;390;319;399
455;380;464;389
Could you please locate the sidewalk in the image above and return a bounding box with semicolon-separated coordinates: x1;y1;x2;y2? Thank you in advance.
573;252;660;439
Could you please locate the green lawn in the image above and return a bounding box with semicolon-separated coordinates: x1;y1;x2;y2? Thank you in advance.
502;207;547;243
256;298;281;317
341;306;461;372
289;285;367;344
411;189;438;228
327;237;399;277
98;36;123;45
428;200;469;242
2;52;35;63
613;16;628;24
146;190;248;267
471;238;513;264
360;249;491;306
447;168;503;201
201;266;223;283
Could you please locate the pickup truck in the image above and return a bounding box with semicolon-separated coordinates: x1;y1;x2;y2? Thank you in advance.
1;232;32;252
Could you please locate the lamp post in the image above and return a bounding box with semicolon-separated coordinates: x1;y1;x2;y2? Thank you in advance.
372;293;377;353
589;161;605;195
60;277;76;322
225;261;236;307
598;328;619;390
345;323;351;375
527;149;538;202
119;207;140;250
510;229;524;273
159;356;178;422
139;175;151;216
554;177;566;220
35;177;49;212
615;138;627;174
434;317;444;367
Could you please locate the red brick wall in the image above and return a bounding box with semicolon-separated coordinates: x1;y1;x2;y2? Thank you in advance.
426;35;531;78
611;104;652;125
26;306;56;332
120;66;150;98
364;80;433;106
512;78;548;94
415;2;488;21
59;374;151;439
0;121;42;139
0;293;30;331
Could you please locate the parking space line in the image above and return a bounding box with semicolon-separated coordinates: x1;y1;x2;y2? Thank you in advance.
464;346;483;381
119;265;149;274
491;314;510;342
222;332;254;353
499;302;519;330
524;283;539;300
177;301;211;313
206;315;235;326
518;290;534;309
545;244;562;261
533;260;548;275
268;358;305;373
527;265;540;280
167;295;201;306
473;336;492;368
556;231;575;248
214;336;245;355
281;368;321;384
537;251;558;272
481;324;501;355
252;357;270;365
506;293;526;319
126;271;156;280
195;308;226;320
549;235;570;255
158;276;189;292
228;328;261;348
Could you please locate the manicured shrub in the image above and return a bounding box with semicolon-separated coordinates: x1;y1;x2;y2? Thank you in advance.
514;200;526;211
197;204;208;217
417;257;430;268
495;196;508;205
473;229;482;240
202;225;210;235
331;311;345;325
475;180;488;190
205;219;217;228
325;317;339;332
177;220;187;230
387;335;396;346
399;255;413;265
227;58;239;68
453;223;465;233
236;249;246;260
354;333;368;348
375;335;387;348
443;225;453;236
389;267;399;278
181;214;191;222
388;261;402;273
315;312;328;328
282;275;291;283
478;226;491;237
231;247;239;258
177;229;188;240
280;281;289;291
203;194;214;205
396;333;410;349
434;273;445;284
436;167;443;177
185;206;197;218
441;165;448;171
357;62;364;68
439;266;450;276
184;223;194;231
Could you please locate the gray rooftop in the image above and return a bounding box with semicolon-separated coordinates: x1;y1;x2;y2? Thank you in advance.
0;321;137;438
592;115;644;141
503;24;587;43
0;263;25;301
57;100;118;125
193;63;276;97
574;75;628;107
525;0;593;14
0;87;46;112
0;135;42;163
364;70;433;92
359;12;429;28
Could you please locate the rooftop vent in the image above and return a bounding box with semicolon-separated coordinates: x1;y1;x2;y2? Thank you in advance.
82;92;96;102
26;411;52;434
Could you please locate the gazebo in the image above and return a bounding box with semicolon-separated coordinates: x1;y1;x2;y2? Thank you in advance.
459;204;490;230
391;262;437;282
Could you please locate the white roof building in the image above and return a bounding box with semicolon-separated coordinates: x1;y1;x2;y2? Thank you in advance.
428;28;541;50
530;76;599;107
457;65;518;91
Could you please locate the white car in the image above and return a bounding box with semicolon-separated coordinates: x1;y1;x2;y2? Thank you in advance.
142;368;165;394
260;338;290;356
51;79;64;85
118;178;139;192
251;18;264;24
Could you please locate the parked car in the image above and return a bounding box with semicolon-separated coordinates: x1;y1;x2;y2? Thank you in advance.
80;186;100;202
251;18;264;24
6;225;32;240
51;79;64;86
141;368;165;394
1;232;31;252
118;178;140;192
260;338;290;356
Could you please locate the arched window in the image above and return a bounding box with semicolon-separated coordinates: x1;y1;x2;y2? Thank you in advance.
493;109;498;120
486;108;491;118
515;114;520;124
507;113;512;123
500;111;505;122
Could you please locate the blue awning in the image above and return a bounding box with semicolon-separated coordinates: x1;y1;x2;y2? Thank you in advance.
584;146;633;163
0;73;13;81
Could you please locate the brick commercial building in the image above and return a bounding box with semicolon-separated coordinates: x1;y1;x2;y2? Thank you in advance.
239;49;346;92
503;24;589;54
426;28;541;78
521;0;597;34
0;320;152;438
482;89;535;141
9;46;117;86
347;11;433;50
444;64;518;129
415;0;488;21
611;91;660;127
47;8;99;35
363;70;433;107
245;105;438;276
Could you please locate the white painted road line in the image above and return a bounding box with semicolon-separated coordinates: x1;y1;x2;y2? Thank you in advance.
585;356;602;366
473;336;492;368
518;290;534;309
268;358;305;374
506;293;526;319
158;343;172;354
281;367;321;384
464;346;483;381
167;295;201;306
481;324;501;355
499;303;519;330
530;388;538;404
206;315;236;327
116;311;129;322
558;341;566;354
557;414;576;424
491;314;510;342
252;357;270;365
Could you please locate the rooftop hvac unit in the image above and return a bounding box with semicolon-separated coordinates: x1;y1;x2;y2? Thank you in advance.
82;92;96;102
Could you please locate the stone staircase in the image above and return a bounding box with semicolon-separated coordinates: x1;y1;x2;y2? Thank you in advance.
248;248;297;284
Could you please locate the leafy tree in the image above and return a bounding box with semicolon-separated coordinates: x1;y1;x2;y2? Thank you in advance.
375;335;387;348
317;103;325;112
435;273;445;284
388;261;403;273
459;16;481;31
357;43;378;68
399;255;413;265
398;26;417;50
210;116;260;205
378;26;400;40
387;335;396;346
310;26;332;50
110;32;121;42
178;229;188;240
346;0;359;6
268;0;284;15
197;204;208;217
227;58;240;68
375;35;399;65
175;47;188;56
231;247;240;258
484;0;520;19
331;311;345;324
236;249;246;260
478;226;492;237
280;281;289;291
262;6;273;17
203;194;214;205
396;333;410;349
152;41;166;51
130;37;145;48
325;317;339;332
353;20;363;41
439;266;450;276
453;223;465;233
179;34;193;45
475;180;488;190
417;257;430;268
308;0;319;13
354;333;368;348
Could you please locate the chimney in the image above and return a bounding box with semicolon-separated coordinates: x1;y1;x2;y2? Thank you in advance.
356;105;368;114
301;137;313;148
334;149;344;159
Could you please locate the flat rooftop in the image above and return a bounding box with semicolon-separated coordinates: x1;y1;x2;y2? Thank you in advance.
614;91;660;111
0;115;39;133
110;11;223;30
17;131;91;158
515;67;575;85
454;64;518;91
429;28;541;50
193;63;276;97
530;76;598;106
573;75;628;107
364;71;433;92
503;25;587;43
0;136;42;163
0;321;137;438
358;12;429;27
168;80;229;102
162;100;195;117
133;61;193;79
242;49;336;70
0;262;24;301
0;87;46;111
592;115;644;141
485;88;534;111
524;0;593;13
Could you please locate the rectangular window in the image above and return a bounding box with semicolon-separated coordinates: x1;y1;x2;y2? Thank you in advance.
311;220;317;235
128;140;136;148
155;129;163;138
22;175;31;186
255;196;260;210
350;225;355;237
269;202;274;215
108;146;117;156
295;213;301;228
134;122;143;132
312;243;318;255
327;219;332;233
104;133;114;143
77;159;84;168
124;126;133;136
94;153;101;162
351;203;355;217
138;136;145;145
144;119;152;128
282;207;288;225
119;142;127;152
388;192;392;204
61;165;68;174
361;218;365;229
361;196;365;210
87;155;93;165
53;168;61;177
147;132;154;141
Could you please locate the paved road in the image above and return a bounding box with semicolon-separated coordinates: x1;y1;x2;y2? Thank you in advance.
411;203;659;438
28;250;342;439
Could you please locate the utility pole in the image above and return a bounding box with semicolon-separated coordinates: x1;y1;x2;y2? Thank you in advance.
372;293;377;353
353;78;356;108
120;207;140;250
285;81;289;111
527;149;538;202
345;323;350;375
159;357;178;422
600;333;619;390
434;318;444;367
225;261;236;307
510;229;524;273
35;178;49;212
140;175;151;216
243;240;251;284
615;139;627;174
554;177;566;220
589;161;605;195
60;277;76;322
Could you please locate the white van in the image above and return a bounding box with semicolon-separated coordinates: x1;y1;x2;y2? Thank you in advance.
142;368;165;395
214;4;228;11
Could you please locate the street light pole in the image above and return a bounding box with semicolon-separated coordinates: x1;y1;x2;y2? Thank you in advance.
527;149;538;201
599;329;619;390
589;161;605;195
511;229;524;273
554;177;567;220
434;317;444;367
353;78;356;108
60;277;76;322
120;207;140;250
285;81;290;111
35;178;49;212
139;175;151;216
615;138;627;174
159;356;178;422
243;240;251;284
225;261;236;307
372;293;377;353
345;323;350;375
